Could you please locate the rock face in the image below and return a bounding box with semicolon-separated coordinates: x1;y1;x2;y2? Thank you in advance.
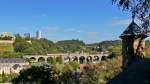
120;21;147;68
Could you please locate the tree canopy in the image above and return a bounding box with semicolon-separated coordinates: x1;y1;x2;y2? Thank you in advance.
13;35;86;56
112;0;150;33
56;40;85;53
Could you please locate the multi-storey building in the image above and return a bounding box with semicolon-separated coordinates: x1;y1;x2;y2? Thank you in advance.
0;58;29;74
36;30;42;40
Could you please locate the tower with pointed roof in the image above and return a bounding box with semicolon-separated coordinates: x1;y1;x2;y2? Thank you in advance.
120;21;147;68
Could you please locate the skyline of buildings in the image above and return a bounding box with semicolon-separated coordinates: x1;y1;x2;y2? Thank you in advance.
24;33;30;39
0;31;42;40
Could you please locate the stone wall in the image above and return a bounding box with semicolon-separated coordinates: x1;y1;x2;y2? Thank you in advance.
122;38;134;68
122;36;146;68
0;40;14;52
133;38;146;58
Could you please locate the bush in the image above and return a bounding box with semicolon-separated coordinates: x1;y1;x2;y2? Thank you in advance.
80;57;122;84
12;64;61;84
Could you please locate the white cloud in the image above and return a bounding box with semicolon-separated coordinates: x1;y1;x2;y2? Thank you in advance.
32;13;47;18
41;14;47;17
65;28;76;32
87;32;99;36
65;28;82;33
111;19;131;26
46;26;59;32
76;30;82;33
111;18;141;26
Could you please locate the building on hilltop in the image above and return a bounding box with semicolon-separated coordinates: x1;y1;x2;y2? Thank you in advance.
24;33;30;39
1;32;9;37
120;21;148;68
0;32;14;52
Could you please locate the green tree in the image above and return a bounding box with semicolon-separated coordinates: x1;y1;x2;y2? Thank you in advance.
14;34;24;42
39;38;57;53
56;40;85;53
60;64;76;84
80;58;122;84
14;41;31;52
69;61;80;71
0;52;24;58
80;64;99;84
12;64;61;84
2;72;8;83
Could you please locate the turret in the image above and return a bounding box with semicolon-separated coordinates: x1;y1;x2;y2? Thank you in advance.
120;21;147;68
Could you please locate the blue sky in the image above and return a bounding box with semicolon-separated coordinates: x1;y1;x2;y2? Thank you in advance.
0;0;135;43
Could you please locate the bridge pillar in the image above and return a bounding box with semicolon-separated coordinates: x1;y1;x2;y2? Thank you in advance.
99;56;102;62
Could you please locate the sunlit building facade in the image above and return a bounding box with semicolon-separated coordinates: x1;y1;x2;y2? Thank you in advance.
0;32;14;52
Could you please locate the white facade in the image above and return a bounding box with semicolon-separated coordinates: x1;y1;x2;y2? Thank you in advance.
0;63;29;74
36;31;42;40
1;32;9;37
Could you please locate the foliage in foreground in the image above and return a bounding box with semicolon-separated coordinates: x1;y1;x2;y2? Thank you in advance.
80;57;122;84
12;62;80;84
12;64;61;84
12;57;122;84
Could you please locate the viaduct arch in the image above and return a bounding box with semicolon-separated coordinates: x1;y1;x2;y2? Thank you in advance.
23;53;109;64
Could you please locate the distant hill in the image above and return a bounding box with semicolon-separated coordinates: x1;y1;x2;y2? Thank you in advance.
87;40;150;57
86;40;122;56
86;40;122;47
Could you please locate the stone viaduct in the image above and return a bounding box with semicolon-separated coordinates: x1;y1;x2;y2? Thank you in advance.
23;53;109;64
